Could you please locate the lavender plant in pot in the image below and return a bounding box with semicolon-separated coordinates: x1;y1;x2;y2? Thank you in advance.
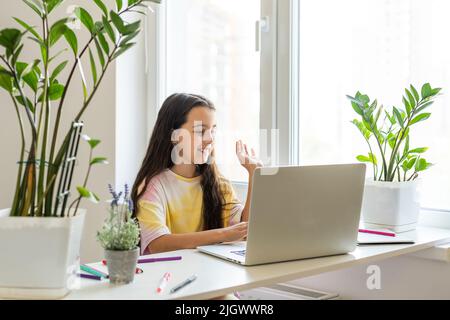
347;83;441;232
0;0;159;298
97;184;140;285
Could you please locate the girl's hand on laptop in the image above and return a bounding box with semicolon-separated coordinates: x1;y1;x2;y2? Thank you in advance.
220;222;248;243
236;140;263;175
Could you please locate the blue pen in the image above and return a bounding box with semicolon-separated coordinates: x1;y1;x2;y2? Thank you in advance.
170;275;197;294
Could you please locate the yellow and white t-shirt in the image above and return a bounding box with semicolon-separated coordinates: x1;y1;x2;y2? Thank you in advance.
136;169;244;254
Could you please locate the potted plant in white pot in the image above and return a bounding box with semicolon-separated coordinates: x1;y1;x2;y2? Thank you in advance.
347;83;441;232
0;0;159;299
97;184;140;285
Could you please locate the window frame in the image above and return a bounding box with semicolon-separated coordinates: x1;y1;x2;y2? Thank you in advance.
260;0;299;166
146;0;167;137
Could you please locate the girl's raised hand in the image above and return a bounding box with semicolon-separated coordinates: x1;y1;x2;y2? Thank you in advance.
236;140;263;175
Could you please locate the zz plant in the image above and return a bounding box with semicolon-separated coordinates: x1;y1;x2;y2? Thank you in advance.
0;0;160;217
347;83;441;182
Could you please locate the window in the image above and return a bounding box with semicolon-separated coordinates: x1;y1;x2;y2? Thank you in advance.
151;0;449;211
295;0;450;211
163;0;261;182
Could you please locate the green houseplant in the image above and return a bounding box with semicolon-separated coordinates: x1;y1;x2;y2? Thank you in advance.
347;83;442;232
97;184;140;285
0;0;159;299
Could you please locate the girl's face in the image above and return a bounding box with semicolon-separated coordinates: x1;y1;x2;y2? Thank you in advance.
172;106;217;165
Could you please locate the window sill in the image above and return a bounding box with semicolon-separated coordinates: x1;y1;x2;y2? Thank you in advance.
419;208;450;230
408;243;450;263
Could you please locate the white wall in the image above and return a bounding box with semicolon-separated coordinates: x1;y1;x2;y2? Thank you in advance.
0;0;149;263
115;13;152;192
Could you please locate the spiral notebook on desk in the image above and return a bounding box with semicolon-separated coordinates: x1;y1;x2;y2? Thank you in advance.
357;230;415;245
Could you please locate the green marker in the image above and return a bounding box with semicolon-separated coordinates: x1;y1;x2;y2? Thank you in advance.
80;265;109;279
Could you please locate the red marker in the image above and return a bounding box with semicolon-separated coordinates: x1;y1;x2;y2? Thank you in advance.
156;272;172;293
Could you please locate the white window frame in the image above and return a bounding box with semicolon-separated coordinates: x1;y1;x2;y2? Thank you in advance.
146;1;167;137
260;0;299;166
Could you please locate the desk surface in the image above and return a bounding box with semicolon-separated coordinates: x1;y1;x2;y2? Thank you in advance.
67;226;450;300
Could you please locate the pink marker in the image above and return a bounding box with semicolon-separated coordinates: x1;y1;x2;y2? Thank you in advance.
157;272;172;293
359;228;396;237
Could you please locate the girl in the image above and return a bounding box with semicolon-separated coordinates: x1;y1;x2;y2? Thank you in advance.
131;93;262;255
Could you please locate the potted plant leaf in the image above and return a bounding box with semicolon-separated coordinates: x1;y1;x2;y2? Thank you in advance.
0;0;159;299
97;184;140;285
347;83;441;232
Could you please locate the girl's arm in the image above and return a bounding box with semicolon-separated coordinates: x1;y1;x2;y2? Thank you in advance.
236;140;263;222
240;173;254;222
148;222;248;254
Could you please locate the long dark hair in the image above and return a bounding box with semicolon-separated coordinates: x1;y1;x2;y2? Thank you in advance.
131;93;228;230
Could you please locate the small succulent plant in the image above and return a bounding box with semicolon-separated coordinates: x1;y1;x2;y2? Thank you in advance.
97;184;140;251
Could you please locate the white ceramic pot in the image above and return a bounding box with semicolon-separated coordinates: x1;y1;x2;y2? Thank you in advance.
0;209;86;299
361;179;420;233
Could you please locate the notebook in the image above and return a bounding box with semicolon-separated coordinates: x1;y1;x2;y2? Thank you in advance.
357;231;415;245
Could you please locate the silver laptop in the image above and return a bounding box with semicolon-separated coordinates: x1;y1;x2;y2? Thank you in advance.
197;164;366;266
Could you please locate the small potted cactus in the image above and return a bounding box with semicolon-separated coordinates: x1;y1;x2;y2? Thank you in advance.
97;184;140;285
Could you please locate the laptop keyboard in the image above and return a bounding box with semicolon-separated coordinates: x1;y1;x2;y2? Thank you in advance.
231;250;246;257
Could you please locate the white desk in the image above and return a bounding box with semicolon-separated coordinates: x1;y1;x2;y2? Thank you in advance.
66;226;450;300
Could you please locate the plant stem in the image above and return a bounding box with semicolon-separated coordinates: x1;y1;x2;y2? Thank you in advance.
35;174;57;214
364;138;377;180
390;152;410;181
407;171;418;182
9;94;26;217
72;148;93;217
386;130;406;181
19;144;37;216
386;98;426;181
1;56;38;217
378;166;384;181
381;121;394;160
74;42;119;122
0;56;38;139
37;15;50;216
366;120;388;181
36;86;44;139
